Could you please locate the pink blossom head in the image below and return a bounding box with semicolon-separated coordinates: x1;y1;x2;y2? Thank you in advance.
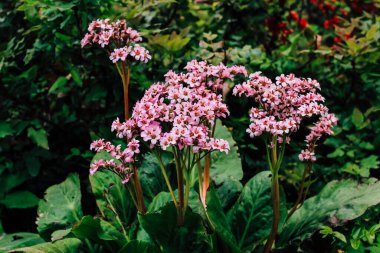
233;72;337;161
81;19;150;64
109;60;248;154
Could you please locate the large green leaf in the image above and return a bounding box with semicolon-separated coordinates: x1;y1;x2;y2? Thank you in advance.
138;194;211;252
139;152;173;203
117;240;159;253
211;120;243;184
278;178;380;246
203;188;240;253
90;152;136;229
71;215;100;241
36;173;83;240
0;233;44;252
70;215;126;250
228;171;287;252
0;191;39;209
9;238;82;253
138;201;177;246
211;120;243;209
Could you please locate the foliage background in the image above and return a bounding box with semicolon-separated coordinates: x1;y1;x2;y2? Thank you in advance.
0;0;379;252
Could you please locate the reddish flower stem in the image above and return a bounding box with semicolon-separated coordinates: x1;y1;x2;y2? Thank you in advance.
121;61;131;120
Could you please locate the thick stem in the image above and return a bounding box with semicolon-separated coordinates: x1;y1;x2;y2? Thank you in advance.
201;154;211;207
133;165;146;214
184;170;190;212
121;62;130;120
264;136;281;253
286;162;311;221
174;149;185;226
264;171;280;253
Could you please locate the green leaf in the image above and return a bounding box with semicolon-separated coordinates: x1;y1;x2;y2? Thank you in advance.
352;107;364;128
214;180;243;209
0;191;39;209
278;178;380;246
70;68;82;86
37;173;83;240
138;201;177;246
211;120;243;184
0;233;44;252
9;238;82;253
204;189;240;253
211;120;243;208
228;171;287;252
27;127;49;150
360;155;379;171
138;194;211;252
0;122;13;138
48;77;67;94
366;24;378;40
97;219;126;241
148;191;173;212
71;215;100;241
118;240;159;253
139;152;173;203
51;229;72;241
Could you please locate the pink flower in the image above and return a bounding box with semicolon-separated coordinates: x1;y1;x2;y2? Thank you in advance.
90;159;104;175
81;19;150;64
299;150;316;161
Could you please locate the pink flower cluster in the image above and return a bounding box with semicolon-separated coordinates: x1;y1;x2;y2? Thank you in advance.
299;113;338;161
233;72;337;161
179;60;248;91
89;139;140;184
89;60;246;180
109;60;247;152
81;19;151;64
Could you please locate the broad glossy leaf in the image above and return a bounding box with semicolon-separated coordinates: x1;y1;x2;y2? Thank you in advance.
98;219;126;241
217;180;243;210
37;173;83;240
117;240;159;253
71;215;125;249
0;233;44;252
139;152;173;203
211;120;243;208
138;201;177;246
203;188;240;253
211;120;243;184
279;178;380;246
71;215;100;241
9;238;82;253
0;191;39;209
228;171;287;252
90;152;136;228
138;194;211;252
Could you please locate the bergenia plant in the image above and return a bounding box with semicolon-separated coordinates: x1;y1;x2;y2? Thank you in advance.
90;60;246;225
233;72;337;253
81;19;151;120
82;19;151;214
